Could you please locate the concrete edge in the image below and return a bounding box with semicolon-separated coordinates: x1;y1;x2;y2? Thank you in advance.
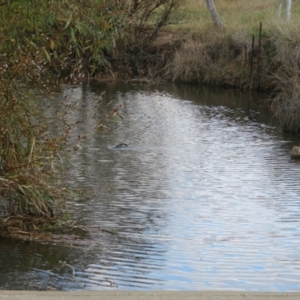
1;291;300;300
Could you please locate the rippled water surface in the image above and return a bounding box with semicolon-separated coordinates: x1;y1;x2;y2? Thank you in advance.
1;83;300;291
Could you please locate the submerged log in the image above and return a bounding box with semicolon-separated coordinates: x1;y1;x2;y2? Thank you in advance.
291;146;300;159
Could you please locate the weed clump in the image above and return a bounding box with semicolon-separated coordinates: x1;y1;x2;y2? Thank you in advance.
271;67;300;133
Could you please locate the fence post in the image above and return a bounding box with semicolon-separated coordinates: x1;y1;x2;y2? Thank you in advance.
249;35;255;90
256;22;262;91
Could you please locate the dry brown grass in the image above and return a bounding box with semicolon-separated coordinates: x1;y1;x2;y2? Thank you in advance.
270;67;300;132
164;33;254;88
270;23;300;69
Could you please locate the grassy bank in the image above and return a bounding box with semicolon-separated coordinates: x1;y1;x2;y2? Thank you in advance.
166;0;300;87
175;0;300;33
159;0;300;132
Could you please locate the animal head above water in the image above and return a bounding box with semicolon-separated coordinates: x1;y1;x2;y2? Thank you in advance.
114;143;128;148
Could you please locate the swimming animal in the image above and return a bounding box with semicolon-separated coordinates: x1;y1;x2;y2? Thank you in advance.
114;143;128;148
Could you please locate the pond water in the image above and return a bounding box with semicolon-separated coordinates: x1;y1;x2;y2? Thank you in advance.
1;82;300;292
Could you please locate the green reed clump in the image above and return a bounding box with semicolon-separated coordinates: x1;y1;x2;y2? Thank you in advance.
0;0;128;80
0;56;81;218
0;0;181;80
0;1;107;220
0;88;65;217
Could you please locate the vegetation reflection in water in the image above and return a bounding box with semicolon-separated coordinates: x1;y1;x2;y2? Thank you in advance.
1;83;300;292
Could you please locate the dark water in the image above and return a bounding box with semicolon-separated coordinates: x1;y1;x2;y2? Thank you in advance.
1;83;300;291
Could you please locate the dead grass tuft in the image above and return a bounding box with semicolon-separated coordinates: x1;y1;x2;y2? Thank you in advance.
270;67;300;132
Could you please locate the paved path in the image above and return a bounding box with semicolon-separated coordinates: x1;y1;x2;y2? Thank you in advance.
1;291;300;300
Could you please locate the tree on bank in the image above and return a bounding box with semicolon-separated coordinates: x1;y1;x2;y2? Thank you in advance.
204;0;223;29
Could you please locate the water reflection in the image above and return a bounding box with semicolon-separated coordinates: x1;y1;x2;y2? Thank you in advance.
1;82;300;291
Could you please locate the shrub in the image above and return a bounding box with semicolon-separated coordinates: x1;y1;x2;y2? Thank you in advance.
270;67;300;132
